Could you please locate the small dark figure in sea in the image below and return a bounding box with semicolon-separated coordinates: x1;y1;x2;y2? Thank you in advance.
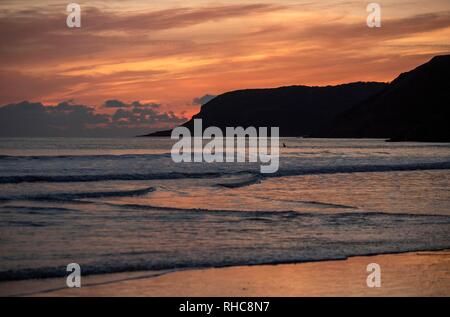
282;143;287;148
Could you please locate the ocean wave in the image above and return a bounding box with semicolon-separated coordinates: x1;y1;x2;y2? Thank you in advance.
2;246;450;282
108;202;450;219
0;186;155;202
216;175;262;188
1;204;449;282
1;161;449;184
0;153;171;161
254;196;357;209
270;161;450;178
0;205;77;215
0;172;225;184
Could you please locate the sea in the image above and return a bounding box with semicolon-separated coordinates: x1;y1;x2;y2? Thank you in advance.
0;137;449;281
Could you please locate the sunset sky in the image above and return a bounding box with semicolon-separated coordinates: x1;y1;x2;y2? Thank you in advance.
0;0;449;136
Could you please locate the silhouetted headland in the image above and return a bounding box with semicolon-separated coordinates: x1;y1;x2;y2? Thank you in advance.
143;55;450;142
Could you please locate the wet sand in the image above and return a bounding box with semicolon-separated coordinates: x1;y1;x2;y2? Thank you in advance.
1;250;449;297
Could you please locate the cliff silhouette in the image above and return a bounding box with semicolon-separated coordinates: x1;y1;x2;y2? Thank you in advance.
144;55;450;142
317;55;450;141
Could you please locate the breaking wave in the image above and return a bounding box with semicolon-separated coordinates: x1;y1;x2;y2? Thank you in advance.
0;186;155;202
1;161;450;184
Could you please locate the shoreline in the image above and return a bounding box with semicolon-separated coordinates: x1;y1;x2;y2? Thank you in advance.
1;249;449;297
